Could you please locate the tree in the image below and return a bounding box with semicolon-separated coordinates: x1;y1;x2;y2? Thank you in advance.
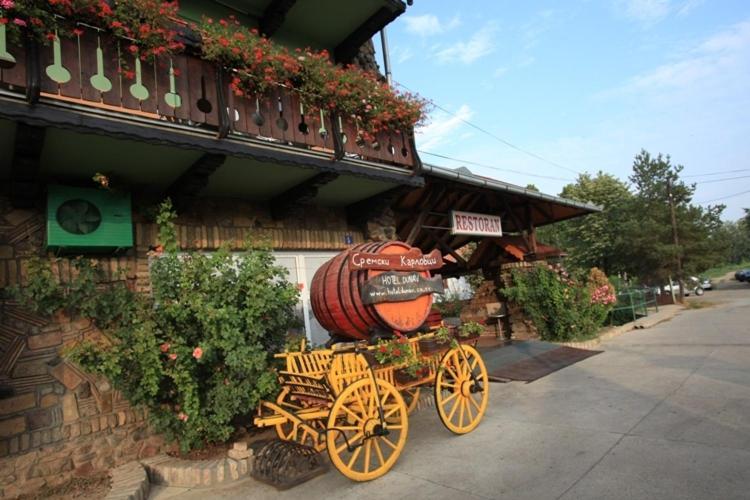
537;171;632;275
542;150;728;284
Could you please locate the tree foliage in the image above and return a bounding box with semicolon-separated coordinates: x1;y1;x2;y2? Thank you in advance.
540;149;733;283
16;200;299;452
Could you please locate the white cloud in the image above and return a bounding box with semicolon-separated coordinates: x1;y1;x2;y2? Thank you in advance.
415;104;473;151
435;23;497;64
615;0;705;24
403;14;460;37
392;46;413;64
493;66;508;78
619;0;671;23
598;19;750;98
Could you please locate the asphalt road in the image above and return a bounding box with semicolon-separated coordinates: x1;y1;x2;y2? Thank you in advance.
157;280;750;500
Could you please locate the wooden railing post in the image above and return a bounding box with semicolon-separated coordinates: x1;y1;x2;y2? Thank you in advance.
24;37;40;104
331;112;345;161
215;67;230;139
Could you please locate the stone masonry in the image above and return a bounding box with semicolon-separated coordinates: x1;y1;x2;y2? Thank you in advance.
0;192;376;498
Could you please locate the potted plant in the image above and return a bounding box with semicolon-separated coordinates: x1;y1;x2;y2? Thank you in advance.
418;326;455;355
434;291;465;327
394;357;430;385
364;336;413;367
456;321;484;343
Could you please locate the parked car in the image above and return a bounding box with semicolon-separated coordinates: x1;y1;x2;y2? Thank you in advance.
735;269;750;282
663;277;705;296
697;276;712;290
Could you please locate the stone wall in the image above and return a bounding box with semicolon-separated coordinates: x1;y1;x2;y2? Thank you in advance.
459;280;507;339
0;193;370;498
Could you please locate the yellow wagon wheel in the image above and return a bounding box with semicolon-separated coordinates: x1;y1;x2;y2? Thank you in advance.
402;387;421;414
434;345;489;434
274;388;326;452
326;378;408;481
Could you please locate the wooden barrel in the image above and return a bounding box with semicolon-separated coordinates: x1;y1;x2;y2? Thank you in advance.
310;241;435;340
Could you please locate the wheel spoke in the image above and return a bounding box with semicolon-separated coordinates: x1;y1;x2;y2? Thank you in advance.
458;398;465;427
470;356;479;371
468;393;482;412
439;390;460;408
372;438;386;466
383;403;401;419
342;404;365;423
354;390;368;420
444;363;460;381
446;394;461;422
347;444;363;470
336;425;360;431
465;396;475;421
363;441;372;474
387;424;403;430
380;435;398;450
336;431;363;454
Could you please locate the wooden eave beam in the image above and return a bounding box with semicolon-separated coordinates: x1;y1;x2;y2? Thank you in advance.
271;172;339;219
10;123;46;207
166;154;226;208
346;185;410;226
259;0;298;37
334;2;406;63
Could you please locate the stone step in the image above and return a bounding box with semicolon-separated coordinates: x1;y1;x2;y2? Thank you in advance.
141;453;252;488
105;461;149;500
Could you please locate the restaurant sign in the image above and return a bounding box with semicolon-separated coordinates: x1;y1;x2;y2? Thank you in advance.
450;210;503;237
361;271;444;305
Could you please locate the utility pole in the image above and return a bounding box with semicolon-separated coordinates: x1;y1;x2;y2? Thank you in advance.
667;178;683;300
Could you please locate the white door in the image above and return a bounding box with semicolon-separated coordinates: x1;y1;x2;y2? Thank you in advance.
274;252;338;347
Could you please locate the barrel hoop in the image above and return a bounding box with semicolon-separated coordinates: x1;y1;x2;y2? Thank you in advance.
334;244;369;337
349;242;385;334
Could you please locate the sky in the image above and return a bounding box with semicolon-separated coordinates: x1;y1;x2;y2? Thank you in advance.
378;0;750;220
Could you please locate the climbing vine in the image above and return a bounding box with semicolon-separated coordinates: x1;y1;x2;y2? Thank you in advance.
12;199;299;452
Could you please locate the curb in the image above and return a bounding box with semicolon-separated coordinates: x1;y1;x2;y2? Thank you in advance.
556;305;683;350
141;452;252;488
104;461;150;500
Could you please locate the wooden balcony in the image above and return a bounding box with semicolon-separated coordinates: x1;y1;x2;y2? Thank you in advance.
0;31;419;172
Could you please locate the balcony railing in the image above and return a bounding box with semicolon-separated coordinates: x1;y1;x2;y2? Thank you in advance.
0;31;418;171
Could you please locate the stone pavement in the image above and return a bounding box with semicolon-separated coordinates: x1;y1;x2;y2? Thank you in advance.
151;282;750;499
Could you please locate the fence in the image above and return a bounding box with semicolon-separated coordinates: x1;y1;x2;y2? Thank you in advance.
609;287;661;325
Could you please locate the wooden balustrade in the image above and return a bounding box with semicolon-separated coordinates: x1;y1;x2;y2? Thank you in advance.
0;31;418;170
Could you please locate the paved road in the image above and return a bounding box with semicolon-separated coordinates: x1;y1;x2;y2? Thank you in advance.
157;282;750;500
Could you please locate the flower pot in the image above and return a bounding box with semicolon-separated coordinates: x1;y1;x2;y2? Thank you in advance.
453;332;480;344
418;338;449;356
394;368;425;385
361;351;388;368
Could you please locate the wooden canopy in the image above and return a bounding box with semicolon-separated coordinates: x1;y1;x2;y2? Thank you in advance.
394;165;598;277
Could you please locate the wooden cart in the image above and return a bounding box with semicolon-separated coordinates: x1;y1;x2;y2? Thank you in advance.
253;332;489;481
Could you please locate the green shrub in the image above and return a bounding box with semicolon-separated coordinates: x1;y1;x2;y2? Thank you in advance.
503;265;614;341
15;200;299;452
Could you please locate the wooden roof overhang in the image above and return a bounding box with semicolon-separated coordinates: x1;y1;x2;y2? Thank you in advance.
393;164;600;277
0;108;421;211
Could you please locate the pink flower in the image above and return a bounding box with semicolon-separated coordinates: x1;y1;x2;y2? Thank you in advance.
12;17;25;26
160;342;170;353
1;0;14;10
177;412;188;421
168;353;177;360
192;347;203;360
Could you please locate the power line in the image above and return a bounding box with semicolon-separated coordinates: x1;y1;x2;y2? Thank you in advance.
683;168;750;178
694;175;750;185
418;150;575;182
697;189;750;204
393;81;583;176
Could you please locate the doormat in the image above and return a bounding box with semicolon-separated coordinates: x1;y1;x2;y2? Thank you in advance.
487;346;602;382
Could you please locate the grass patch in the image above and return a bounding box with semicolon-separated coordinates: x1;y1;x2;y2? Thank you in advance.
701;261;750;279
